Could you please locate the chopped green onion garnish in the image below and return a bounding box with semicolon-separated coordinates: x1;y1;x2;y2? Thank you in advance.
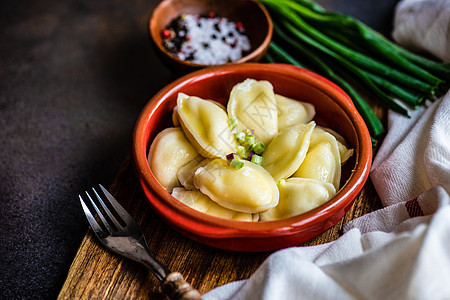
228;117;238;128
253;141;266;155
250;154;263;165
230;158;244;169
236;146;248;158
244;135;255;148
277;179;286;186
234;130;245;143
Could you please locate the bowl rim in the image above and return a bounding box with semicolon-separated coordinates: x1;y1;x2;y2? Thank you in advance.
132;63;372;239
148;0;273;68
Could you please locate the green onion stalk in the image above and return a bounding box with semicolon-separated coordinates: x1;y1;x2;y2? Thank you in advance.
268;40;385;138
280;0;447;86
260;0;450;140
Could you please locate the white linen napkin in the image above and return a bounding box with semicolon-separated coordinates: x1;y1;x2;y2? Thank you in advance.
371;93;450;207
205;190;450;300
392;0;450;62
204;1;450;298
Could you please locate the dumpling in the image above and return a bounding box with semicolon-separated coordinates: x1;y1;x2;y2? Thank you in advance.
148;127;200;192
176;157;209;190
293;130;341;190
227;79;278;145
315;126;354;165
262;121;316;181
172;100;226;128
193;158;279;213
316;126;345;143
177;93;238;159
172;106;180;127
276;94;315;131
336;141;354;165
172;187;254;221
260;178;336;221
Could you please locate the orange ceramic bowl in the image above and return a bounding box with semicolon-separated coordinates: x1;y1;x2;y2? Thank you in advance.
149;0;272;72
132;63;372;252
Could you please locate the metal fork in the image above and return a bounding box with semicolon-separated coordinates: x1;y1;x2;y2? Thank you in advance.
79;184;201;300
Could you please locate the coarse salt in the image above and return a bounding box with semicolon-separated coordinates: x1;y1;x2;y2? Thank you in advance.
162;14;251;65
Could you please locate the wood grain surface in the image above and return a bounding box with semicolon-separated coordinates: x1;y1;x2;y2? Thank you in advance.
58;103;385;299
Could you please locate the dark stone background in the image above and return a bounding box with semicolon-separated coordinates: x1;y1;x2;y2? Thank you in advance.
0;0;398;298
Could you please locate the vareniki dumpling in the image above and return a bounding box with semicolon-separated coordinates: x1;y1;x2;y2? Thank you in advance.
193;158;279;213
262;121;316;181
293;130;341;190
148;127;200;193
172;187;254;221
315;126;354;164
260;178;336;221
172;100;226;128
176;157;209;190
177;93;238;159
228;79;278;145
172;106;180;127
276;94;315;131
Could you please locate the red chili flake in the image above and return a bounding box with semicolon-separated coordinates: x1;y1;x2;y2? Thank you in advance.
208;12;215;18
162;29;171;38
236;22;243;30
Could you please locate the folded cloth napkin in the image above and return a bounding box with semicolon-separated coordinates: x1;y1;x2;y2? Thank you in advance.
204;187;450;300
392;0;450;62
371;93;450;207
204;1;450;298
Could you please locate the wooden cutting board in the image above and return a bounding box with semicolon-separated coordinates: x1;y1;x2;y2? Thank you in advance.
58;110;384;299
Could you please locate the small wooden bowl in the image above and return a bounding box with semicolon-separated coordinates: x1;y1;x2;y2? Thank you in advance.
149;0;273;72
132;63;373;252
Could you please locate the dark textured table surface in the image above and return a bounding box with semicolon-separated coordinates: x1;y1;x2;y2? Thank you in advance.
0;0;398;298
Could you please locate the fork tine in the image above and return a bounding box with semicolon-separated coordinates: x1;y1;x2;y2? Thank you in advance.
98;184;135;225
92;185;126;230
85;190;116;234
79;195;105;237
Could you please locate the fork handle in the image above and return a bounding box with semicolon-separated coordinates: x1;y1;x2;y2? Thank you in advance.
161;272;202;300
